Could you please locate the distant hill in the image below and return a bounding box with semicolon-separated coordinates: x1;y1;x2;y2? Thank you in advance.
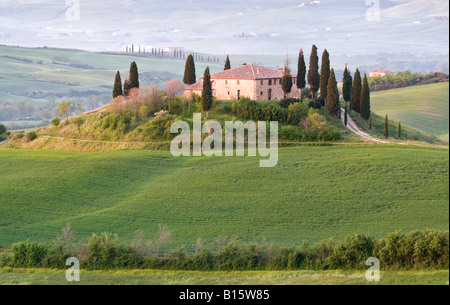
1;0;448;57
0;45;222;129
371;82;449;142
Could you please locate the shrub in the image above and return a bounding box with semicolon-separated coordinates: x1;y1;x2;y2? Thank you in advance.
25;131;37;142
71;117;84;131
279;125;303;140
142;115;178;140
10;240;47;267
51;117;60;127
328;234;374;269
191;248;214;271
279;98;301;109
288;102;309;124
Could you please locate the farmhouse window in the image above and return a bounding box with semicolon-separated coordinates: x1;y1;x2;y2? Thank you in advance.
261;80;264;85
268;79;272;86
273;79;277;85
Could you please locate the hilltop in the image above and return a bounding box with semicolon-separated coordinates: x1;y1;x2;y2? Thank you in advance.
371;83;449;142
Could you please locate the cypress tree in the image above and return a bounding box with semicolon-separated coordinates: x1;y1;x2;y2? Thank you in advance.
343;64;352;104
281;74;293;97
297;48;306;100
352;69;361;113
307;45;320;101
224;55;231;70
344;104;348;126
360;73;371;120
319;49;330;101
326;68;339;116
113;71;123;98
202;67;213;119
123;79;131;96
129;62;139;90
183;54;197;85
384;114;389;139
398;122;402;139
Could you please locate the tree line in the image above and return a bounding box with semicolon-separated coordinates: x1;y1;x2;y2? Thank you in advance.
181;46;371;124
368;71;448;92
2;227;447;271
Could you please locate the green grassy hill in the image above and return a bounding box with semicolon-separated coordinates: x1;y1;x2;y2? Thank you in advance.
0;45;223;128
0;145;448;249
371;83;449;142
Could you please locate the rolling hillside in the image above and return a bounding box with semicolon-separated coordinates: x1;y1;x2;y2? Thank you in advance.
371;82;449;142
0;146;448;249
0;45;222;128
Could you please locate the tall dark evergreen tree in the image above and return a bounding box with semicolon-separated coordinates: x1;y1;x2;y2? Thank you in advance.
344;104;348;126
326;69;340;116
297;48;306;100
398;122;402;139
360;73;371;120
319;49;330;101
384;114;389;138
342;64;352;104
202;67;213;118
113;71;123;98
123;79;131;96
352;68;361;113
129;62;139;90
224;55;231;70
281;73;293;97
307;45;320;102
183;54;197;85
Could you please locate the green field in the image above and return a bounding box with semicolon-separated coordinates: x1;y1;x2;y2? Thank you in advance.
0;268;447;285
371;83;450;142
0;45;222;95
0;146;448;249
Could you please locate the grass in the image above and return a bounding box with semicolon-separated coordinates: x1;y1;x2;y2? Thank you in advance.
0;268;448;285
371;83;449;142
350;111;441;144
0;145;448;249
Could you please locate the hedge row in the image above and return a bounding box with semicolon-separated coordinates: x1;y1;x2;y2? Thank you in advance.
1;229;447;271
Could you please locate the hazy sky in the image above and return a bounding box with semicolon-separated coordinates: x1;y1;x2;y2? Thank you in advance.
0;0;448;55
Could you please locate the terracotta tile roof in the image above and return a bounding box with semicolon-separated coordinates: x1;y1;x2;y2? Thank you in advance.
208;64;294;80
185;81;202;91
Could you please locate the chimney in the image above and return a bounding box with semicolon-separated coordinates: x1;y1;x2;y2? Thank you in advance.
256;67;260;74
242;63;247;66
278;67;283;72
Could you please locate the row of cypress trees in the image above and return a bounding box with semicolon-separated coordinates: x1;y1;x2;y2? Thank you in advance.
303;45;371;120
344;66;371;120
114;49;370;123
113;61;140;98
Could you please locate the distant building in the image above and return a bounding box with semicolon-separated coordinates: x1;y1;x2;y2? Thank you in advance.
183;63;299;101
369;69;395;77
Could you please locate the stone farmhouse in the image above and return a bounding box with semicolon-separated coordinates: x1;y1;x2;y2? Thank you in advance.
183;63;299;101
369;69;394;77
